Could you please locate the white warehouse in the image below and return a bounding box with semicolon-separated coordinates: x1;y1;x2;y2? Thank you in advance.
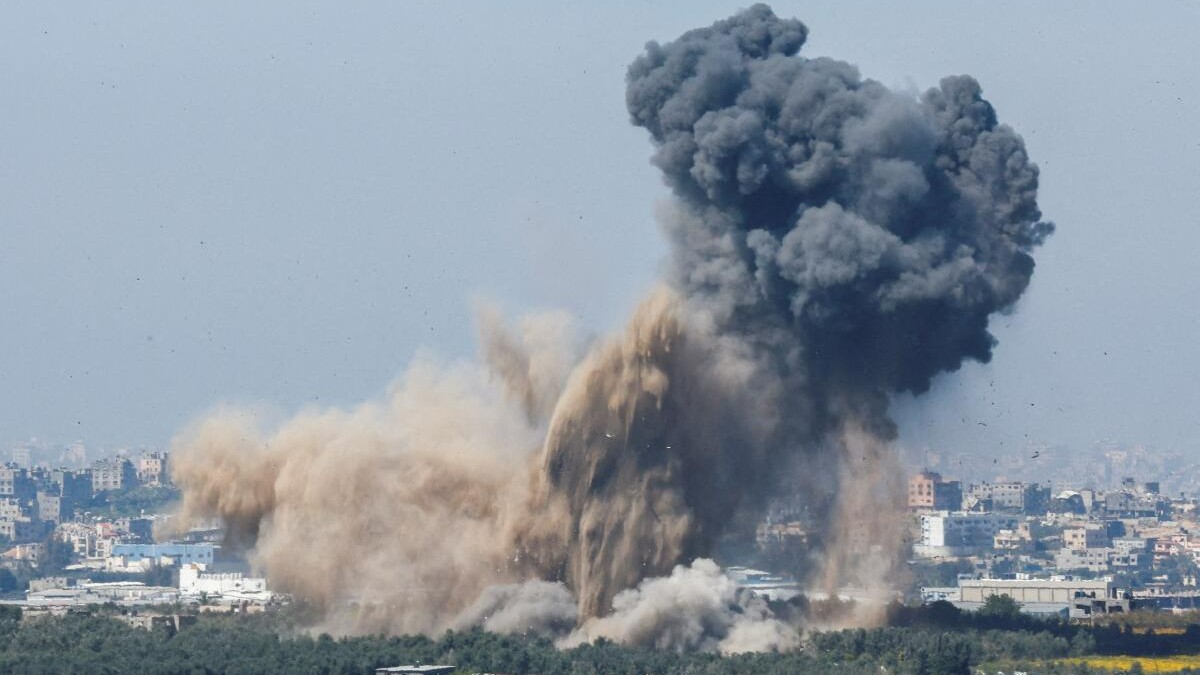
179;563;272;604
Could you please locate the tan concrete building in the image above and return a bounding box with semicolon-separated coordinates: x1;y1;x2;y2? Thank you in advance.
908;471;962;510
1063;524;1108;551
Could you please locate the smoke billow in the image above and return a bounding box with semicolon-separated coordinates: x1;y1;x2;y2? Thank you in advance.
566;559;798;654
168;4;1052;650
451;580;578;637
169;353;553;635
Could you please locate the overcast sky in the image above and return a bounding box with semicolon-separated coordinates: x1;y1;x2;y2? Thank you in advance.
1;2;1197;459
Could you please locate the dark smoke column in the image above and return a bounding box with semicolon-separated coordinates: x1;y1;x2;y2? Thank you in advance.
529;4;1053;618
628;4;1051;399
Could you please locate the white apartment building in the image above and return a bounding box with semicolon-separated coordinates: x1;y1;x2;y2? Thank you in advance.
918;511;1020;555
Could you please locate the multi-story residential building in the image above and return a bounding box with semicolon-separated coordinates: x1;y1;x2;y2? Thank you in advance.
1056;548;1112;573
0;498;23;521
136;452;170;486
1056;547;1145;573
1113;537;1150;556
908;471;963;511
1103;490;1166;518
1153;534;1191;562
95;535;118;559
0;466;35;500
36;492;66;524
994;528;1032;552
0;517;40;543
92;459;138;493
55;468;92;503
965;481;1050;514
919;511;1020;551
57;522;98;558
1064;525;1109;551
112;517;153;541
1109;549;1145;570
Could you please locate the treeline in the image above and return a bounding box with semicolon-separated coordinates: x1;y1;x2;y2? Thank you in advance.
2;603;1200;675
881;597;1200;658
0;611;862;675
88;484;180;517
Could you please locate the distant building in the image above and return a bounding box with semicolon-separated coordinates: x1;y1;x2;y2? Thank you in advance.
955;577;1131;618
1112;537;1149;556
375;668;456;675
1048;491;1086;515
994;528;1032;552
965;482;1049;514
917;511;1019;555
0;498;23;521
136;452;170;486
0;517;41;543
92;459;138;493
0;466;35;500
36;492;66;524
114;517;154;541
57;522;98;557
1055;548;1111;573
1063;525;1109;551
9;447;32;470
908;471;962;511
179;563;270;603
1;542;44;562
1102;490;1165;518
1079;489;1097;513
111;543;214;567
53;469;92;502
920;586;961;603
20;579;179;608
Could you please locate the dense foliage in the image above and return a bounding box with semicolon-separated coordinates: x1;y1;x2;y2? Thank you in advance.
87;485;181;518
1;604;1199;675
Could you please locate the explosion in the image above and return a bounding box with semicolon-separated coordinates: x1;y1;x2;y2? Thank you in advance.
168;5;1052;651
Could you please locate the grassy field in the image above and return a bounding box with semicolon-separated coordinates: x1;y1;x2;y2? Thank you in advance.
1058;655;1200;672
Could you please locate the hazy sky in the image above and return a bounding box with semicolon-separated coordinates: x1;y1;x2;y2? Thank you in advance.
1;2;1197;459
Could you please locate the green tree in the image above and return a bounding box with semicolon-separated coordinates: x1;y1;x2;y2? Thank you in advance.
40;536;73;574
978;594;1022;622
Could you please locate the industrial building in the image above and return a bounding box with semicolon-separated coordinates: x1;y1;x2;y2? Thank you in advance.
943;577;1132;618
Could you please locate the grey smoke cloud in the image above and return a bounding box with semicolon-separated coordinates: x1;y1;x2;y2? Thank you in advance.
168;4;1051;648
452;580;578;637
628;5;1050;398
566;559;798;654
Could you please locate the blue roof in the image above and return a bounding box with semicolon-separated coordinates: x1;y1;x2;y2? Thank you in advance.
111;543;214;561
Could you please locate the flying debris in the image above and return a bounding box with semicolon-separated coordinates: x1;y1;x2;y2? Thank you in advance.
167;3;1053;647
